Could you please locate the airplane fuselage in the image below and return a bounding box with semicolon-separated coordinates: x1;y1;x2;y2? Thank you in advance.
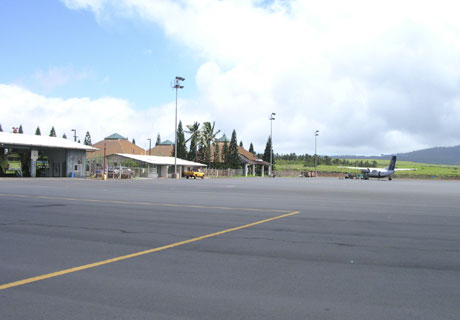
360;168;394;179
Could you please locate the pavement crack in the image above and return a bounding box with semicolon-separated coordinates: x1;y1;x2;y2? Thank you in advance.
0;222;193;239
29;204;66;208
329;242;356;247
328;241;459;253
1;222;134;234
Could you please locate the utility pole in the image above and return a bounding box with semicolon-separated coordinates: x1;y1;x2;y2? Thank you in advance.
269;113;276;177
172;76;184;178
71;129;77;142
103;142;107;180
315;130;319;177
147;138;152;177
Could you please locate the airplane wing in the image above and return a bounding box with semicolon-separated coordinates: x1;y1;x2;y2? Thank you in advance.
338;166;371;170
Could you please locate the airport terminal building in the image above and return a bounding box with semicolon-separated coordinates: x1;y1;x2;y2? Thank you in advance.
0;132;97;177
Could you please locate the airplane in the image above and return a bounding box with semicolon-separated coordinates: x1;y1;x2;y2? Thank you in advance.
340;156;415;180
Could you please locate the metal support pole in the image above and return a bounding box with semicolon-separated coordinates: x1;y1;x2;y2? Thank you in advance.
315;130;319;178
103;143;107;180
270;118;272;176
174;87;177;178
172;76;184;179
269;113;276;177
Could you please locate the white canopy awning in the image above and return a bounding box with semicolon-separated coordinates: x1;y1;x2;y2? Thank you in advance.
114;153;206;167
0;132;98;151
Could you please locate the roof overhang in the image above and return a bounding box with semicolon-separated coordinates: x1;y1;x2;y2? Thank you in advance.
239;154;270;166
0;132;98;151
112;153;206;167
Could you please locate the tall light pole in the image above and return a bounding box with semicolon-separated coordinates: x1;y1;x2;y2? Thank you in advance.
147;138;151;156
315;130;319;177
172;76;184;178
269;113;276;177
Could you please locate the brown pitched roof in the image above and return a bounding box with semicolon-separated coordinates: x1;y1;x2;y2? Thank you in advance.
208;143;259;163
147;145;174;157
87;139;146;158
237;146;257;161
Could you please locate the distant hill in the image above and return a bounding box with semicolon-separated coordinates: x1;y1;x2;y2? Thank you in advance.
392;145;460;165
333;145;460;165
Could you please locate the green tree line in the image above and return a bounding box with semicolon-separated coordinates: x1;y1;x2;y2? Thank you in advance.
173;121;247;169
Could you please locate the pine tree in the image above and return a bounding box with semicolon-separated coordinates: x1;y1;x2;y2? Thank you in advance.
249;142;255;155
186;122;200;161
212;142;220;168
78;139;81;143
18;124;23;134
197;140;206;163
84;131;92;146
156;133;161;146
132;138;136;145
0;123;3;132
229;129;240;169
176;121;187;159
263;136;274;165
222;140;230;169
62;133;67;139
49;126;56;137
188;138;197;161
35;126;41;136
239;141;243;147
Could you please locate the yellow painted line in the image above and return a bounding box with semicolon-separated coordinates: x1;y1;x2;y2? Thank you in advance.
0;193;290;213
0;210;300;290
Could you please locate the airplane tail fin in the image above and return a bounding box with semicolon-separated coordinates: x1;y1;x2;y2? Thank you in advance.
387;156;397;171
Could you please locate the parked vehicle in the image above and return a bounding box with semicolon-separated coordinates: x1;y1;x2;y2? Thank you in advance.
36;155;49;177
0;152;22;176
184;169;205;179
108;167;133;179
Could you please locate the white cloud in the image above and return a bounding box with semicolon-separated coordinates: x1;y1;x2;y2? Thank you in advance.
61;0;107;15
0;84;203;150
56;0;460;155
33;66;88;91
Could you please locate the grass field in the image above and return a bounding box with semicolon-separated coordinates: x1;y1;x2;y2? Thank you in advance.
275;159;460;179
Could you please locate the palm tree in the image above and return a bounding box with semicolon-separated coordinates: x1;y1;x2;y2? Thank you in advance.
201;121;221;168
186;122;200;161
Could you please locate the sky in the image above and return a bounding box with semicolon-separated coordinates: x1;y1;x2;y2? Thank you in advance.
1;0;460;155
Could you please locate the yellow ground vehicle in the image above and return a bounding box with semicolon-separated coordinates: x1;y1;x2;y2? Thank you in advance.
184;169;205;179
0;152;22;176
36;155;50;177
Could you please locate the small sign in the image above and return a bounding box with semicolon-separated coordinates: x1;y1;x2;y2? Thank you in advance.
31;150;38;161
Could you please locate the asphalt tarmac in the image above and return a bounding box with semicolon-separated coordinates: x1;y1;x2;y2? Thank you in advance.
0;177;459;319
